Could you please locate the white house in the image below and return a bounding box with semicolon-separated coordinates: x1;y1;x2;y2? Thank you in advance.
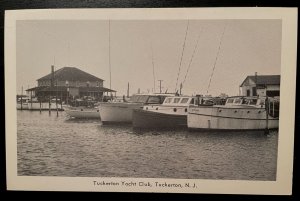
240;74;280;97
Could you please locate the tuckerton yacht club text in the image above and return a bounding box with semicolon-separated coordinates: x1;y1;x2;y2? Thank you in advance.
93;180;197;188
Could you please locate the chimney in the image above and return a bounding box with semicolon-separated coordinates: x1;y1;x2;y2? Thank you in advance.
51;65;54;87
255;72;257;84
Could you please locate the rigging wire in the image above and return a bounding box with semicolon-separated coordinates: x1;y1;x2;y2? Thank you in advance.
108;20;112;92
181;28;203;89
151;41;156;93
149;21;156;93
206;24;227;95
175;20;190;93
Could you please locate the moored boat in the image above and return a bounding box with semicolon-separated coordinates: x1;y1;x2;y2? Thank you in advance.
99;93;174;124
132;96;215;129
64;105;100;119
187;96;279;131
64;98;100;119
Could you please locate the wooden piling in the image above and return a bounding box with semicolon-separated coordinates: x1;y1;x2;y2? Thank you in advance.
20;96;23;110
30;91;33;110
60;91;63;110
49;96;51;115
56;95;58;117
264;97;269;135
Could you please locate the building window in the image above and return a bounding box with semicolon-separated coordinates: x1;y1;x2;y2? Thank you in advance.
252;87;257;96
247;89;250;96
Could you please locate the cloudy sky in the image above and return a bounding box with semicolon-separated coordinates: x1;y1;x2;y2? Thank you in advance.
16;19;281;96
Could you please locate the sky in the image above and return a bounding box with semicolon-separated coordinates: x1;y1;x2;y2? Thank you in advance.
16;19;281;96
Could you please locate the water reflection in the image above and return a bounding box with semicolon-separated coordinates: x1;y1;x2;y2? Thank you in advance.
17;110;278;180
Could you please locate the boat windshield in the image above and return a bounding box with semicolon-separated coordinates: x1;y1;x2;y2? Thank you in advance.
129;95;149;103
180;98;189;104
129;95;140;102
136;95;149;103
244;98;257;105
147;96;162;104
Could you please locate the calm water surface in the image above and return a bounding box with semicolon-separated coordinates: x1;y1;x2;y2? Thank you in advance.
17;110;278;180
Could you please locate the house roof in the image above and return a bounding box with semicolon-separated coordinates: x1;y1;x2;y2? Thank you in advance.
240;75;280;87
37;67;104;82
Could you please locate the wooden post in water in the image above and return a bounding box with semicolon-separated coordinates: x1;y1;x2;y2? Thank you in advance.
30;90;33;110
49;95;51;115
264;97;269;135
20;96;23;110
39;99;42;113
60;91;63;110
56;95;58;117
20;86;23;110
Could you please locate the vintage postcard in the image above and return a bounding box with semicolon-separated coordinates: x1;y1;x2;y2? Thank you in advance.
5;8;297;194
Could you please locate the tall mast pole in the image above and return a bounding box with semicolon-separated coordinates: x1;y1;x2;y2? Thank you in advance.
158;80;163;94
109;20;112;96
151;41;156;93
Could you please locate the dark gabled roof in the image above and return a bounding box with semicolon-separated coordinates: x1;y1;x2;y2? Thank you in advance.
26;86;48;91
37;67;104;82
240;75;280;87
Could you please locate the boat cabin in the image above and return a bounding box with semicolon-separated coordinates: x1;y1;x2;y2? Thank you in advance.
162;96;198;106
128;94;174;104
225;96;265;108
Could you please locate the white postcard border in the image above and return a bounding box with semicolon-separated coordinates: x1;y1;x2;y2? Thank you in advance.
5;8;298;194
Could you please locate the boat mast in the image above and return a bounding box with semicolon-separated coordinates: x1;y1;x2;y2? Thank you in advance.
151;41;156;93
158;80;163;93
206;24;227;95
175;20;189;93
127;82;129;97
181;28;203;93
108;20;112;96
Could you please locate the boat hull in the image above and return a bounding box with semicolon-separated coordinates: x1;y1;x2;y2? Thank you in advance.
132;109;187;129
187;106;279;131
64;106;100;119
99;102;143;124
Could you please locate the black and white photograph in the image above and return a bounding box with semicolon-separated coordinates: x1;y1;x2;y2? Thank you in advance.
5;8;297;194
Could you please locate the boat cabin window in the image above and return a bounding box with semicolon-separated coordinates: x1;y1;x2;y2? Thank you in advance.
130;95;140;102
173;98;181;103
180;98;189;104
147;96;161;104
233;99;242;104
129;95;150;103
190;98;195;105
164;97;173;104
136;95;149;103
226;98;234;104
248;99;257;105
258;99;265;107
